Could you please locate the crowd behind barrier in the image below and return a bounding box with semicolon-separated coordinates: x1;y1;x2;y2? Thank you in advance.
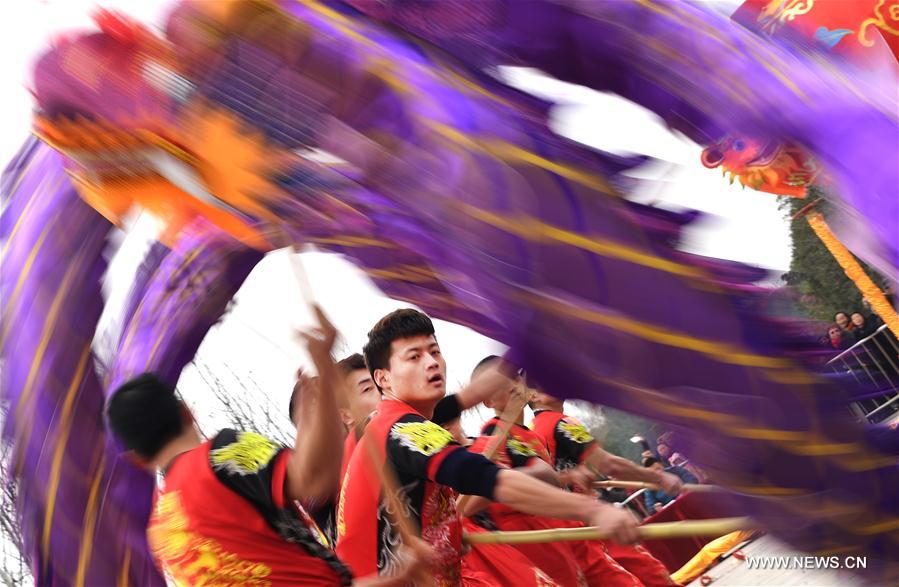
825;322;899;424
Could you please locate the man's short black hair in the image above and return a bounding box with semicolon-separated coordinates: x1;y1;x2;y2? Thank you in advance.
363;309;435;389
106;373;185;460
472;355;500;379
642;457;660;467
337;353;367;375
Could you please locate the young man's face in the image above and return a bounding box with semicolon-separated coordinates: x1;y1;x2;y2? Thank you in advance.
485;376;523;414
345;368;380;423
376;334;446;409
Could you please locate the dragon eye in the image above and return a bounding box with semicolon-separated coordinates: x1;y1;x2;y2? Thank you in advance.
732;139;746;152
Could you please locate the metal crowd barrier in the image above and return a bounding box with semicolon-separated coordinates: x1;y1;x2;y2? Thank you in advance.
826;324;899;424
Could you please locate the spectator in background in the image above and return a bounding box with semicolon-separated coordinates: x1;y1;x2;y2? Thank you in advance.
668;453;699;480
827;324;852;350
654;456;698;485
655;432;673;466
834;311;855;334
860;299;886;329
851;308;895;370
642;457;698;513
851;311;877;341
656;432;709;483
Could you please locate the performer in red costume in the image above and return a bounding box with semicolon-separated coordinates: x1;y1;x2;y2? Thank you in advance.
530;390;679;587
107;307;425;586
337;309;639;585
467;357;643;586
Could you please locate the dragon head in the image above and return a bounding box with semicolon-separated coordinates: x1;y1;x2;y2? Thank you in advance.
701;136;820;197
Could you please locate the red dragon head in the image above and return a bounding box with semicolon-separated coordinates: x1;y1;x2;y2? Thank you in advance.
700;136;821;197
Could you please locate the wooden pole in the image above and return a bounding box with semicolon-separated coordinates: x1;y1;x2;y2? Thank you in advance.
289;245;316;308
463;517;752;546
592;480;721;493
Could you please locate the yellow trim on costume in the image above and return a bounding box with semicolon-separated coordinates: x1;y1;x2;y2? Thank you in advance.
366;264;440;284
515;288;795;370
506;437;540;458
309;236;397;249
117;243;206;364
635;0;808;103
75;451;107;587
41;346;93;571
442;68;514;109
296;0;512;108
13;255;87;474
391;421;454;456
210;432;279;474
424;120;616;195
117;546;131;587
784;441;860;457
858;517;899;535
558;420;594;444
457;201;705;279
4;147;52;248
0;225;54;349
3;140;47;211
728;485;806;497
726;426;808;442
2;173;62;250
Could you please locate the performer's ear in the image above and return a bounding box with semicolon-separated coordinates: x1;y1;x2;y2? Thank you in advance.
339;408;354;428
179;401;195;427
374;368;389;391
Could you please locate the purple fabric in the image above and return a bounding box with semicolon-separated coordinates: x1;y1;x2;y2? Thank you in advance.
116;242;170;351
185;0;899;561
345;0;898;281
105;219;262;393
1;141;261;584
1;139;164;586
6;0;898;582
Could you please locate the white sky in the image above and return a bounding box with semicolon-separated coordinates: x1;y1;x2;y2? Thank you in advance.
1;0;785;436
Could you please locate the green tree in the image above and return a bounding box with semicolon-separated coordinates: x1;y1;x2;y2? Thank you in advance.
780;186;888;323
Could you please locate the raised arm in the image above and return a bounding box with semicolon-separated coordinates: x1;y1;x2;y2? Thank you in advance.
454;359;518;411
286;305;345;504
